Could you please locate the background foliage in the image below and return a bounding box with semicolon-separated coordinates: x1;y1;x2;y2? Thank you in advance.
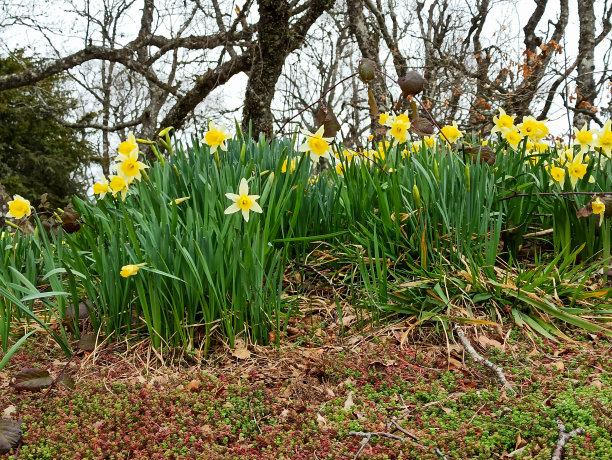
0;52;94;207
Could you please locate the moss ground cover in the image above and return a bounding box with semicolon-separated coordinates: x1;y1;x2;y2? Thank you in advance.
1;322;610;459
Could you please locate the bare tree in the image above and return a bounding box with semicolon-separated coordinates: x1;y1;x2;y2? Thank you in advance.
0;0;336;160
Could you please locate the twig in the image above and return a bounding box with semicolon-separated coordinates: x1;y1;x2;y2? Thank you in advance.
551;419;584;460
277;72;358;136
523;228;554;238
454;326;515;394
388;403;452;458
435;447;449;460
499;191;612;202
422;392;465;409
373;68;456;148
349;430;407;442
349;431;408;459
41;353;77;401
248;398;262;434
353;434;370;460
388;419;420;442
413;95;453;147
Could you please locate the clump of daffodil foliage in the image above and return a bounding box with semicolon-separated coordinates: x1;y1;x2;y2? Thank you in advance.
0;109;610;367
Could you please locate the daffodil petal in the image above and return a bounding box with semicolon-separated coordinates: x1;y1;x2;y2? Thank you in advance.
239;178;249;196
225;203;240;214
250;202;263;213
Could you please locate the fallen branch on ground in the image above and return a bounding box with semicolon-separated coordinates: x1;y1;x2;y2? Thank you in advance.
454;326;515;394
349;430;408;459
351;425;449;460
551;419;584;460
388;419;421;443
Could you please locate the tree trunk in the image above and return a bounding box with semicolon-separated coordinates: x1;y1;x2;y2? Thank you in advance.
504;0;568;118
346;0;387;137
241;0;291;140
242;0;335;139
574;0;596;128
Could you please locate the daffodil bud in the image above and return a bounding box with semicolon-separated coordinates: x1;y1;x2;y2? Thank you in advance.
433;160;440;183
465;164;471;192
136;138;156;145
413;184;422;208
158;126;174;137
240;143;246;163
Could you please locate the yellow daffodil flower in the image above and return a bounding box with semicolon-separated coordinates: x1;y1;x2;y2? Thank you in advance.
388;118;410;143
491;108;515;134
120;263;146;278
592;197;606;226
518;116;548;141
554;148;573;166
566;153;588;189
548;164;565;186
307;175;320;185
592;197;606;214
93;175;110;199
6;195;32;219
440;121;463;143
394;111;410;125
109;175;129;200
502;128;523;148
336;149;357;162
378;113;390;126
374;143;388;160
118;133;139;156
594;119;612;157
335;163;345;176
204;122;231;154
115;150;148;182
298;126;333;163
423;136;436;148
224;178;263;222
526;141;549;153
573;124;595;154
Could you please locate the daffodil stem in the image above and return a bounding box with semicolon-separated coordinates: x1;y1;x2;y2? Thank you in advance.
161;133;174;155
151;144;165;167
141;170;153;187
